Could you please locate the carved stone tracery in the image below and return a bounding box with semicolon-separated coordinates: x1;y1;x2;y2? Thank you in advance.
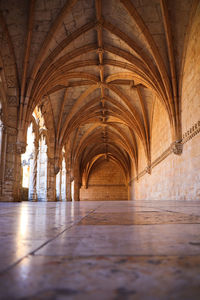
16;142;27;155
170;141;183;155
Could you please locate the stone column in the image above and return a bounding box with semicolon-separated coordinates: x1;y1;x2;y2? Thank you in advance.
15;141;27;201
74;164;81;201
59;169;62;201
128;181;134;200
1;95;19;201
66;170;72;201
0;123;7;197
28;141;38;201
74;181;80;201
47;157;56;201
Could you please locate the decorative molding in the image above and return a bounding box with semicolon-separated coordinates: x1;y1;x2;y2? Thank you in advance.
7;96;18;107
137;169;146;180
151;146;171;169
6;126;17;136
6;76;16;88
182;120;200;144
16;142;27;154
5;167;14;180
170;140;183;155
6;143;15;154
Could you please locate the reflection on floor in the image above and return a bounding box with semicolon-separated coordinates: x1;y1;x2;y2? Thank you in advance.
0;200;200;299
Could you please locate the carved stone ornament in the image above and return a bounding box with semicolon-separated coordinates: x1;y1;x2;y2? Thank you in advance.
16;142;27;154
5;167;14;180
145;165;151;174
95;20;104;31
171;140;183;155
7;76;16;88
7;143;15;153
182;120;200;144
6;126;17;136
97;47;104;54
8;96;18;107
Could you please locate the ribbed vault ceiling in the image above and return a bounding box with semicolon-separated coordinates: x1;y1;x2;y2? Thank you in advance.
0;0;194;183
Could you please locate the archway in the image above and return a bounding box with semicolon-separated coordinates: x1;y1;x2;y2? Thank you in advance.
36;135;48;201
80;157;128;201
21;123;35;200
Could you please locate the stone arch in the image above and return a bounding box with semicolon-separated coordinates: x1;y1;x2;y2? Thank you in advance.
21;122;35;200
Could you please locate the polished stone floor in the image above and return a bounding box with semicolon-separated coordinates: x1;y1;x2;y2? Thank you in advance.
0;200;200;299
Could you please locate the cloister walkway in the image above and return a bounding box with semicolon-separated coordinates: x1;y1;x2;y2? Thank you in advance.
0;200;200;299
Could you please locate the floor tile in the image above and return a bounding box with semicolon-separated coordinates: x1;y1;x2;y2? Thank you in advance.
78;211;200;225
0;200;200;299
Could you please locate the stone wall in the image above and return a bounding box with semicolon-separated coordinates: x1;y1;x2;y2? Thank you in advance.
151;99;172;162
181;3;200;134
80;160;128;200
133;133;200;200
130;5;200;201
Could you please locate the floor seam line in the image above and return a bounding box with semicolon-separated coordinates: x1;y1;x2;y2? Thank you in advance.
0;205;102;275
28;254;200;258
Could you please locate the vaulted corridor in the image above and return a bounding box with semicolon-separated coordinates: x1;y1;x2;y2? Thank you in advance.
0;200;200;299
0;0;200;202
0;0;200;298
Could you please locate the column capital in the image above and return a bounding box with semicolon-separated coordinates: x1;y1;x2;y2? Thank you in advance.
171;140;183;155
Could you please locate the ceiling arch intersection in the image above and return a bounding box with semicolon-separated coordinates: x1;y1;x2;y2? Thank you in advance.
0;0;194;180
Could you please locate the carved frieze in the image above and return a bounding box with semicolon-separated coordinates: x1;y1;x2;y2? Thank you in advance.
7;115;16;123
7;96;18;107
170;140;183;155
6;126;17;136
5;167;14;180
182;120;200;144
6;143;15;154
6;76;16;88
16;142;27;154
